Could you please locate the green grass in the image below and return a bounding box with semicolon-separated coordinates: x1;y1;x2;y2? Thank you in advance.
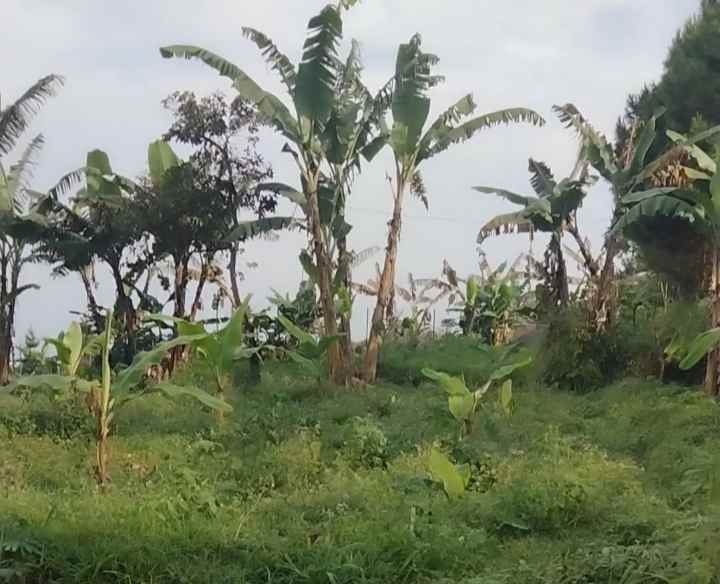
1;351;719;583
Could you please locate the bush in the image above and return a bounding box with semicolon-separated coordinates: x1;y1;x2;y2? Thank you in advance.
343;416;388;469
537;306;630;391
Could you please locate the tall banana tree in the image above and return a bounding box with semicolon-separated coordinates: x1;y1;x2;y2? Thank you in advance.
474;156;594;308
161;2;386;384
552;104;695;332
0;75;64;383
612;135;720;395
362;34;545;382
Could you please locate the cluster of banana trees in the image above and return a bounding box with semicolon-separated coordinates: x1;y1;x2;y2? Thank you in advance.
161;1;544;384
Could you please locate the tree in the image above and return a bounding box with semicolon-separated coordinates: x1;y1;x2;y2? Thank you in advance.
612;139;720;395
552;104;696;332
161;91;276;308
33;149;147;362
362;34;544;382
474;154;594;309
0;75;64;383
161;2;387;384
616;0;720;294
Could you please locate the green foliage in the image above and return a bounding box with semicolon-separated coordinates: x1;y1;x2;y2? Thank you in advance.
277;314;338;379
343;416;388;469
538;306;631;391
2;372;717;583
422;346;530;436
427;447;471;498
149;298;258;397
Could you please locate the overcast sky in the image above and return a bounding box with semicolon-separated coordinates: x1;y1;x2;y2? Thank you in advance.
2;0;701;341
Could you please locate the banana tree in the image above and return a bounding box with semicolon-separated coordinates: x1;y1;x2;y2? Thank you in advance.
613;146;720;395
161;3;386;385
474;156;594;308
0;75;64;383
13;310;229;486
148;297;257;406
551;104;712;331
362;34;544;382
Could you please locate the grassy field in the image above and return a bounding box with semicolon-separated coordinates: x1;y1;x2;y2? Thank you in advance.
1;346;719;583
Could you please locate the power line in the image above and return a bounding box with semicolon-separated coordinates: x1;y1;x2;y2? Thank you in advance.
347;205;481;227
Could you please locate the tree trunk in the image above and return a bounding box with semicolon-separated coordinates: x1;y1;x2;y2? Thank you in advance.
548;233;569;307
189;258;210;322
0;328;11;386
590;234;620;333
568;222;599;278
705;245;720;397
111;265;137;364
336;235;355;380
80;265;103;331
306;180;347;385
228;244;242;309
363;176;406;383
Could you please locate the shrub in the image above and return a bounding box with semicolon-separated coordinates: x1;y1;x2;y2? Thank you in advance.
537;306;629;391
343;416;388;469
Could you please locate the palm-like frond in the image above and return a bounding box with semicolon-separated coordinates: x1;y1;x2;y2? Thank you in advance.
528;159;555;196
4;134;45;212
418;94;476;153
390;34;437;157
420;108;544;161
351;245;381;268
159;45;299;141
0;75;63;156
294;5;343;125
241;28;297;92
478;211;534;243
48;168;86;200
472;186;534;207
225;216;299;242
612;194;704;236
553;103;618;182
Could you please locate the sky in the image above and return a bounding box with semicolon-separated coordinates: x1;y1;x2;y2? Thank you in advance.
1;0;702;342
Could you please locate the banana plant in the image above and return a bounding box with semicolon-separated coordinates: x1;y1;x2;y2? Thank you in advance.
12;310;230;486
362;35;545;383
427;448;471;499
161;3;387;385
422;349;531;439
277;314;339;380
474;147;596;308
43;321;102;377
148;297;257;406
610;135;720;395
553;104;720;333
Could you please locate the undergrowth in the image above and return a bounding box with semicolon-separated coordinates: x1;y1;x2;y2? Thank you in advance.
0;354;718;583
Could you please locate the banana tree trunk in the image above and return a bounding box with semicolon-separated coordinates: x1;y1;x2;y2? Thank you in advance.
0;326;11;386
591;234;620;333
548;233;569;307
705;245;720;397
336;236;355;380
568;223;599;278
95;403;110;487
306;181;347;386
363;177;406;383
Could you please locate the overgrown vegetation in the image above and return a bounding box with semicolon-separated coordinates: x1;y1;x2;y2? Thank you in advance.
4;0;720;581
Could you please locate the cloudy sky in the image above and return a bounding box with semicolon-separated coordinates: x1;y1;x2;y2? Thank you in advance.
2;0;701;340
